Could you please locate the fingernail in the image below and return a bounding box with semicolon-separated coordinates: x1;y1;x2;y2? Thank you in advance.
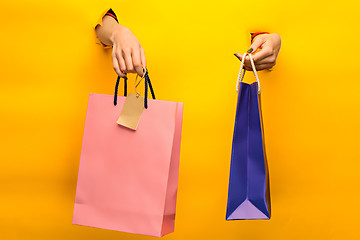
247;48;253;53
234;53;240;60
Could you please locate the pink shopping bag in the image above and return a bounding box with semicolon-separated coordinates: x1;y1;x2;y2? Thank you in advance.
73;74;183;237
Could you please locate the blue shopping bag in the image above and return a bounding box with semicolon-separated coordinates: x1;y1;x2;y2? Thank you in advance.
226;53;271;220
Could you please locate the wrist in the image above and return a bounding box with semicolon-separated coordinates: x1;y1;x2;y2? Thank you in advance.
269;33;281;42
109;24;123;45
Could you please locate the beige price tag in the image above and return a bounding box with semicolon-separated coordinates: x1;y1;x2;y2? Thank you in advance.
117;93;144;130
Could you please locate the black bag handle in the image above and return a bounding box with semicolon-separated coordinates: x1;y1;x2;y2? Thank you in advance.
144;71;156;108
113;69;155;108
114;75;128;106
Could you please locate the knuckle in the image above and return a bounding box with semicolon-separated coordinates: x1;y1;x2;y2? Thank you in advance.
122;47;131;54
133;63;141;68
115;50;122;58
114;69;122;76
269;56;276;63
113;63;120;70
266;48;273;56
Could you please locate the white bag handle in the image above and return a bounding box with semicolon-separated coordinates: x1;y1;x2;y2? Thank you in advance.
236;52;261;94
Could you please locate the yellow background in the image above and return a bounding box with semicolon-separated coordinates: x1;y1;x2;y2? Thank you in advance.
1;0;359;239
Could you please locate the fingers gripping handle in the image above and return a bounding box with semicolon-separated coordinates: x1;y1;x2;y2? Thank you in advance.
113;69;156;108
236;53;261;94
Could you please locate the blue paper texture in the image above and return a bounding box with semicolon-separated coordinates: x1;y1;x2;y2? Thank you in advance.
226;82;271;220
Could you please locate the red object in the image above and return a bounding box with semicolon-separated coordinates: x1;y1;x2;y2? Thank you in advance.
251;32;270;42
105;12;118;21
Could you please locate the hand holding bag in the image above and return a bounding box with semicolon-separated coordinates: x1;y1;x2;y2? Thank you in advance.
226;53;271;220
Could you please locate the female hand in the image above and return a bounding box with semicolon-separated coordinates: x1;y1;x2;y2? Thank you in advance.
96;15;146;77
110;25;146;77
235;33;281;71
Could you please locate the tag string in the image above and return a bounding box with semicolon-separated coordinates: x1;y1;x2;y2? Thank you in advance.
135;68;147;96
113;68;156;108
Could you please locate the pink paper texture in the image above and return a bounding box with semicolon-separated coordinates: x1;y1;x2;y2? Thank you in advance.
73;94;183;237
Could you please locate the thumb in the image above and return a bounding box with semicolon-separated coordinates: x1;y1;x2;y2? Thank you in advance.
247;35;266;53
